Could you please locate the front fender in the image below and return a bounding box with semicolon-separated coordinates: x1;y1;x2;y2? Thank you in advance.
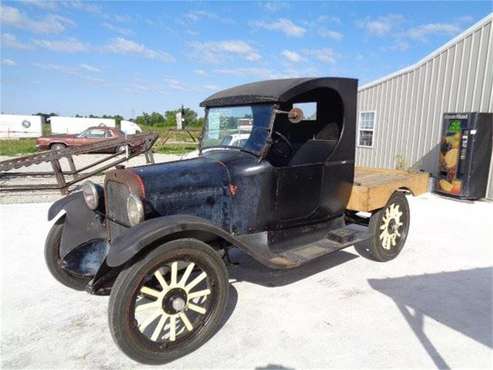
47;192;106;258
106;215;240;267
48;191;80;221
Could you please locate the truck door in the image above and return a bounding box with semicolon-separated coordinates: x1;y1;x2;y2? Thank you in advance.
275;163;323;221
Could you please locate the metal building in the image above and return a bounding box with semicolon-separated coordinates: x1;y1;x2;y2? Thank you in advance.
356;13;493;199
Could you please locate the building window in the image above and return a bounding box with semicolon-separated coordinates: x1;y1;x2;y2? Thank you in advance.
358;111;376;147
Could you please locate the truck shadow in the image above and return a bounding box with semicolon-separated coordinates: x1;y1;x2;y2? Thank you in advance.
227;247;358;287
368;267;493;370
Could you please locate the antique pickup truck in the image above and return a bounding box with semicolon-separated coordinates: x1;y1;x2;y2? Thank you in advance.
44;78;428;364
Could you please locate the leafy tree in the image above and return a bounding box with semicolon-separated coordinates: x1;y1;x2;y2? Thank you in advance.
135;107;203;128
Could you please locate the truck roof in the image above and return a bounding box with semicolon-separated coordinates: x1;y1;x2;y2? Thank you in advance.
200;77;358;107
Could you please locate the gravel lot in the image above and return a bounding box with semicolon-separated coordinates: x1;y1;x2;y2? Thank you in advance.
1;193;492;369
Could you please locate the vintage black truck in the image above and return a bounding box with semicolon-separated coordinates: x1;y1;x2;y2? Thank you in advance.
44;78;415;364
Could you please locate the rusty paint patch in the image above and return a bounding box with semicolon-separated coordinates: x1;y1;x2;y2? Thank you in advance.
229;184;238;196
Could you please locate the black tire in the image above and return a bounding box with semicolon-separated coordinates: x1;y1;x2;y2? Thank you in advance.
51;143;66;151
44;216;91;290
116;144;127;154
355;191;410;262
108;238;229;365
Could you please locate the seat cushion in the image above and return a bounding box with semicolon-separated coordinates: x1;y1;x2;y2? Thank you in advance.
289;139;338;165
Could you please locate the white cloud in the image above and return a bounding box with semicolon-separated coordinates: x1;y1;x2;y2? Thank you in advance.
1;33;33;50
102;22;133;36
2;58;16;66
105;37;175;63
164;78;187;91
184;10;213;22
32;62;106;84
194;69;207;76
259;2;290;12
204;84;220;91
253;18;306;37
66;0;102;15
281;50;303;63
316;15;341;25
0;4;74;34
80;64;101;72
318;28;343;41
190;40;261;63
406;23;461;41
304;48;337;64
182;10;233;25
21;0;58;10
389;41;410;51
33;38;89;53
214;67;274;78
358;14;404;36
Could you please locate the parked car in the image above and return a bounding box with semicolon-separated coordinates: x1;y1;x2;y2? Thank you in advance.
36;126;128;153
181;132;250;159
44;78;413;364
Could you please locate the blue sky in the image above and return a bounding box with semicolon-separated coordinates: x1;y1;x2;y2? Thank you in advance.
1;1;491;118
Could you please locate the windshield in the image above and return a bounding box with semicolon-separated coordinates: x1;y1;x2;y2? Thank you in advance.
201;104;273;155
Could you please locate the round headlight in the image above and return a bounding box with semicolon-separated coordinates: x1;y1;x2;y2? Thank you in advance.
82;181;99;210
127;193;144;226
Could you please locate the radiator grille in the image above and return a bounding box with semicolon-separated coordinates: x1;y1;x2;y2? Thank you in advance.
106;180;131;240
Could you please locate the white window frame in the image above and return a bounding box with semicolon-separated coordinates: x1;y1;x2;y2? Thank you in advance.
357;111;377;148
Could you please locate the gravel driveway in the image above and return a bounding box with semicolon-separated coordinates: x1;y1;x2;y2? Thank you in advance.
1;193;492;369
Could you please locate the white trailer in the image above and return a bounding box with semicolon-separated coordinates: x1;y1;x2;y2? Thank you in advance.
0;114;44;139
49;117;116;134
120;120;142;135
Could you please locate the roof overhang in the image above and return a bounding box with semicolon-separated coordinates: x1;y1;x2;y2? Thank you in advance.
200;77;358;107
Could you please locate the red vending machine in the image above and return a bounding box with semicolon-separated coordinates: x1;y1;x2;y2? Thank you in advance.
435;112;492;200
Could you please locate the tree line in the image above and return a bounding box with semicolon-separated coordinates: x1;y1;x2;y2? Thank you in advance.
34;107;204;128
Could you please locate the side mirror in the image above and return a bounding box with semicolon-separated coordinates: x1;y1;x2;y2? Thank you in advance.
288;107;304;123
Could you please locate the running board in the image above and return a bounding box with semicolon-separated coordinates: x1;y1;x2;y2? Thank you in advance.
237;224;370;269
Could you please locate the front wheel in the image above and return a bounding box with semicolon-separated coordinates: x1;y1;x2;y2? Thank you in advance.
108;238;229;364
44;215;91;290
355;191;410;262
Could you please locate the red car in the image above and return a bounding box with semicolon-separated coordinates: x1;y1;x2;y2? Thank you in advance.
36;126;127;153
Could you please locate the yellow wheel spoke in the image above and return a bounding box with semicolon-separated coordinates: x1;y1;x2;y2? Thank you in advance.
150;314;168;341
154;270;168;290
188;303;206;315
135;301;160;313
188;289;211;300
179;312;193;331
140;286;162;299
170;262;178;286
179;262;195;287
185;271;207;292
139;310;163;331
169;315;177;342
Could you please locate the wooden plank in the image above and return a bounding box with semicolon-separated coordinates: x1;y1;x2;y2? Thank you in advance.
347;167;429;212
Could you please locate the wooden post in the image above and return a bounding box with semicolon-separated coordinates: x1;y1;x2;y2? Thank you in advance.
66;155;79;179
51;159;67;194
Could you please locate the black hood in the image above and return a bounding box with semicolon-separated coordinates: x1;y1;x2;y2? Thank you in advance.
130;152;245;229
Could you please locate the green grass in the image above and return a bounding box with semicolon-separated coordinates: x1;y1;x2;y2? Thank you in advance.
154;143;197;155
0;139;37;156
0;126;201;156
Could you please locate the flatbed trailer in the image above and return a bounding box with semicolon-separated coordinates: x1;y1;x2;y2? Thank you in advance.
347;167;430;212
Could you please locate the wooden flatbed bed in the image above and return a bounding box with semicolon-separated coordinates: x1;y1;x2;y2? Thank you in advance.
347;167;429;212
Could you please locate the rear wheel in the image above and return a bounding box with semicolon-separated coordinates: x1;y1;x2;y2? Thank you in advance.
116;144;128;154
44;216;91;290
355;191;410;262
51;143;66;151
108;239;229;364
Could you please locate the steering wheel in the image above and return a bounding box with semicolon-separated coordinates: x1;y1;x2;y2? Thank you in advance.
270;131;294;164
